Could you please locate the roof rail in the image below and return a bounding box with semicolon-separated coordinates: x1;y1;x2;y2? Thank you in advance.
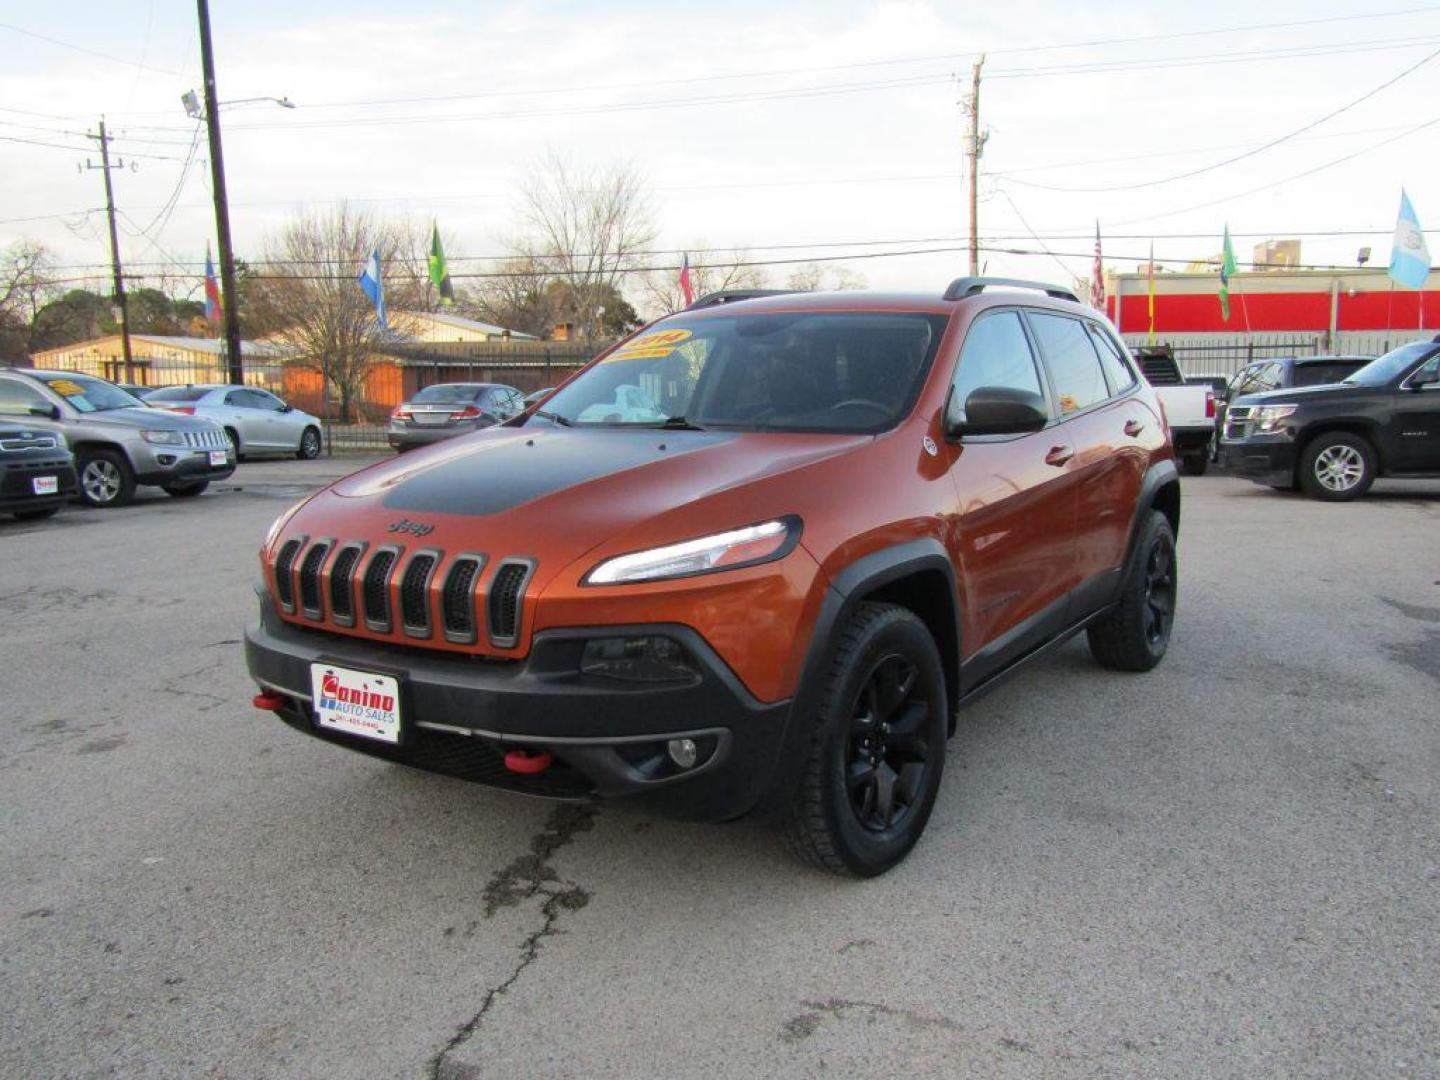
688;289;798;310
943;277;1079;303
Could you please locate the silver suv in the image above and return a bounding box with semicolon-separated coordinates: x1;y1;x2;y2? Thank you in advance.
0;369;235;506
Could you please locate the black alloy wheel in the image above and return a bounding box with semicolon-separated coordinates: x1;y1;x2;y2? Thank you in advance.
845;653;931;833
1141;536;1176;649
1087;510;1177;672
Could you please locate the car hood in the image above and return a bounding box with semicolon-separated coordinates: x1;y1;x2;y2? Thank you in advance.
1231;383;1369;408
68;407;223;432
289;424;870;576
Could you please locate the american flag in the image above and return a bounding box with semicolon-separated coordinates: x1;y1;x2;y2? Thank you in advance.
204;242;222;325
679;252;694;307
1089;222;1105;312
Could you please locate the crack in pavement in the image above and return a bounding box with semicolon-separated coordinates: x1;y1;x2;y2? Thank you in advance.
428;803;596;1080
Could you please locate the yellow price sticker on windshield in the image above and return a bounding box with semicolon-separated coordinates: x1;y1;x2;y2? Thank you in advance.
606;328;692;362
50;379;86;397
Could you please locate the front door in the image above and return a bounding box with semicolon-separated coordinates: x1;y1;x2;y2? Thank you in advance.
945;308;1080;687
1389;353;1440;470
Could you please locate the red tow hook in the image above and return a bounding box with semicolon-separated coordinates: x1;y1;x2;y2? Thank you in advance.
504;748;554;774
252;690;288;711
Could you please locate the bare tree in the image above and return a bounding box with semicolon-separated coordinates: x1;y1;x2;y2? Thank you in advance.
255;204;425;422
514;153;657;342
0;240;58;348
637;245;768;318
785;263;867;292
462;254;556;339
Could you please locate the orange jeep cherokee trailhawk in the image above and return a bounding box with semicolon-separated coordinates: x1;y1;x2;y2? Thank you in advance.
245;278;1181;875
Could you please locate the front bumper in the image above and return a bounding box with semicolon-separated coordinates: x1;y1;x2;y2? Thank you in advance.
244;593;792;821
132;443;236;486
1220;437;1297;487
0;460;78;511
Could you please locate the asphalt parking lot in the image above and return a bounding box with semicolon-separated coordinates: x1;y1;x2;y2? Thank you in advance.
1;459;1437;1079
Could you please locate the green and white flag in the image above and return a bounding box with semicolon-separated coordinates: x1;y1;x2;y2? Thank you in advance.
1218;224;1237;322
428;222;455;305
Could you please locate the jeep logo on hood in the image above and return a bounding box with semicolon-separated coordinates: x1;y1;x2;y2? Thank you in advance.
387;518;435;537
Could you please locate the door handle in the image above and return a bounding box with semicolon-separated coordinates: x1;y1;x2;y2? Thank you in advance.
1045;445;1074;467
1124;420;1145;437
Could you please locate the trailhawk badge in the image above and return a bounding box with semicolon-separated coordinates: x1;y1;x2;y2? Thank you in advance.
310;664;402;743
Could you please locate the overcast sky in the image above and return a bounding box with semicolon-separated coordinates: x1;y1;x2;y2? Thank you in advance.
3;0;1438;310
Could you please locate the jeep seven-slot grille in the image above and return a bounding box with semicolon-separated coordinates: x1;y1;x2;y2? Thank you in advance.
442;557;484;639
329;546;362;623
363;549;398;628
274;538;304;611
488;561;531;646
400;553;437;633
298;542;330;617
273;540;534;651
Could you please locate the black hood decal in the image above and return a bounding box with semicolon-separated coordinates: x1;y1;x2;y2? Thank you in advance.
378;429;735;516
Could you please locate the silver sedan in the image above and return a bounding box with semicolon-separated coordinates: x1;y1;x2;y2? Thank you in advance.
147;385;323;459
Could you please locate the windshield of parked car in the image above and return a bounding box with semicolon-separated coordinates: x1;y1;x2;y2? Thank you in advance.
531;312;948;433
35;373;144;413
146;386;213;402
413;384;483;403
1343;342;1436;386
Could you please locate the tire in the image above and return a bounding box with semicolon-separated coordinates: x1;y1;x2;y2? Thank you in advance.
1087;510;1176;673
162;480;209;497
781;602;948;877
13;506;60;521
1299;431;1375;502
297;426;322;460
224;427;245;463
1181;451;1208;476
77;449;136;508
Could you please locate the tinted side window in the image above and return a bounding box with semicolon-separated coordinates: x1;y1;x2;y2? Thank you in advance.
1087;324;1137;394
0;377;50;414
1295;364;1355;387
947;311;1045;425
1027;312;1109;414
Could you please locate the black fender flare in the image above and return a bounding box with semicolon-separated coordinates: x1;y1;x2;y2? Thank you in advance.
1121;458;1181;575
757;539;962;813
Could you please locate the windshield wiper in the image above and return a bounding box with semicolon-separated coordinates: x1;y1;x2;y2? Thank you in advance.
658;415;705;430
534;409;573;427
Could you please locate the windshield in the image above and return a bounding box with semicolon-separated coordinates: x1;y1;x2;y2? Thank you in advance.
413;384;483;403
533;312;948;433
146;386;213;402
37;373;145;413
1344;342;1436;386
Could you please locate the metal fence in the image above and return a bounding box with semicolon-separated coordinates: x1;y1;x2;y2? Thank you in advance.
1121;336;1320;378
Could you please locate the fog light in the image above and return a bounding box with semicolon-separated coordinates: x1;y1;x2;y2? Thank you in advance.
157;454;176;466
667;738;699;769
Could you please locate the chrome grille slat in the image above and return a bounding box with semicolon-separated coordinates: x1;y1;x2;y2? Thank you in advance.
400;552;439;637
181;429;228;449
329;545;363;626
441;556;485;643
363;548;399;631
274;537;305;612
0;436;58;451
298;541;331;619
487;559;536;649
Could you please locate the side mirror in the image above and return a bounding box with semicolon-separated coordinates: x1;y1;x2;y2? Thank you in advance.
29;403;61;420
280;403;293;413
945;385;1049;438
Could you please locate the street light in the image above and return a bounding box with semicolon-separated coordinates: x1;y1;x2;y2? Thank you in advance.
182;91;296;119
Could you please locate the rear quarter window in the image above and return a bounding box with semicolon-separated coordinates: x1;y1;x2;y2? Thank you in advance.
1027;312;1110;415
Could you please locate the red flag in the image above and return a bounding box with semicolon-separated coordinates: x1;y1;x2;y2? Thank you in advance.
679;252;694;307
1090;222;1105;312
204;242;222;326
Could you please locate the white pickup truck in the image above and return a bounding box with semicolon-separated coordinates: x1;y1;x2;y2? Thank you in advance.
1132;346;1215;475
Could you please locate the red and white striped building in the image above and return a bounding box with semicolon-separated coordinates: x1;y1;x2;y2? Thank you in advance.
1105;267;1439;368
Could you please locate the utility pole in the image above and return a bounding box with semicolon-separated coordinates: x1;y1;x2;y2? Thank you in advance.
196;0;243;384
85;120;134;383
964;56;987;276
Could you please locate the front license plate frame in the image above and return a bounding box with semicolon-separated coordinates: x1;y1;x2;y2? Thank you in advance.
309;661;404;744
209;449;228;467
31;475;58;495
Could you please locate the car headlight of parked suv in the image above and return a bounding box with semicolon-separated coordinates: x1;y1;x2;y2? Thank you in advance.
1254;404;1299;434
140;429;186;445
585;517;801;585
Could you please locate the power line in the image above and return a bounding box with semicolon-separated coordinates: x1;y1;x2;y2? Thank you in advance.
0;19;182;76
1005;44;1440;192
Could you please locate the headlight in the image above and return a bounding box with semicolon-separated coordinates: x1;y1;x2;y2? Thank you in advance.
1254;405;1298;433
585;517;801;585
140;429;184;445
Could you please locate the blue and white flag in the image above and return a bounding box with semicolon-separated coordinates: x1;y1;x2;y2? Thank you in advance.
1388;189;1431;290
358;248;387;328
